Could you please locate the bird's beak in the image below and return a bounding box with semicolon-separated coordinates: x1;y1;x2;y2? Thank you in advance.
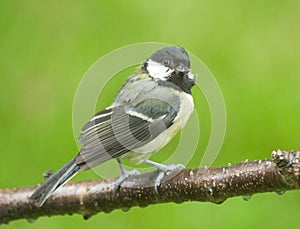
187;71;195;86
187;71;195;81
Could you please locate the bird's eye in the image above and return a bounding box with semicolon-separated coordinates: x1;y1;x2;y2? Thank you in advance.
164;60;170;65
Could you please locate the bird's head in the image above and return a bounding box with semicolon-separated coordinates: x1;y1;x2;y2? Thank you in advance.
143;46;195;93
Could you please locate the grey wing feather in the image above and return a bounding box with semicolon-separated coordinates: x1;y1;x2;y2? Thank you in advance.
76;98;179;170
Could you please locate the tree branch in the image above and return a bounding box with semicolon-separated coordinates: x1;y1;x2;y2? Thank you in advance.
1;149;299;224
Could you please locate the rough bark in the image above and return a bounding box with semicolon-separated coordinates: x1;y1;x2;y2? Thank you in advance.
0;149;299;224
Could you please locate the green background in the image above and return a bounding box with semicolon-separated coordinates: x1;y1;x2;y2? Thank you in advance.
1;0;300;228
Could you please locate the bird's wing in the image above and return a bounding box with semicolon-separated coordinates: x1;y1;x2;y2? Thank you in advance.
75;98;179;169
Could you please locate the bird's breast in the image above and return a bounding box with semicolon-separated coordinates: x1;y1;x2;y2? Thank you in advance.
125;90;194;165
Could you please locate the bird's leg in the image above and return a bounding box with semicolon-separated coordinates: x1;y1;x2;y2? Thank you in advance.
112;159;140;192
144;160;185;193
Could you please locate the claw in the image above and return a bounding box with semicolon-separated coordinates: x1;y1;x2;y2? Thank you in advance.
145;160;185;193
112;159;140;192
112;169;140;192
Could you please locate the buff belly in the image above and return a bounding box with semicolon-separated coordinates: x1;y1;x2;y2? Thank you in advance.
124;91;194;165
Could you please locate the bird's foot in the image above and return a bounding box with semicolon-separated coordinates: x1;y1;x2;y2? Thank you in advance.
145;160;185;193
112;159;140;192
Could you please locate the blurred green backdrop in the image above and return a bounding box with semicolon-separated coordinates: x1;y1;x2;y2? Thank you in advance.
1;0;300;228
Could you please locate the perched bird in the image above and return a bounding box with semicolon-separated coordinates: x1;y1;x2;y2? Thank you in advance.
30;46;195;206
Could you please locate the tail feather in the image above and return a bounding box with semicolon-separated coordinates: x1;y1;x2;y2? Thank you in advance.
30;158;80;207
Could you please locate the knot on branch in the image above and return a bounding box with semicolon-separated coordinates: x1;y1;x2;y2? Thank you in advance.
272;149;300;189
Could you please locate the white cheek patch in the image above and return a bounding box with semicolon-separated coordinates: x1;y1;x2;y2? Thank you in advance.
146;59;174;81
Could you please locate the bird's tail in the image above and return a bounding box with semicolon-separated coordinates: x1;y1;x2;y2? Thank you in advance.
29;158;80;207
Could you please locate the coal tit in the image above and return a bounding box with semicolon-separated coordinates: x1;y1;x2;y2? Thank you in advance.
30;46;195;206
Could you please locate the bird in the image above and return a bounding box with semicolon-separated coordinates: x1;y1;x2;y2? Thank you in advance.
30;46;195;207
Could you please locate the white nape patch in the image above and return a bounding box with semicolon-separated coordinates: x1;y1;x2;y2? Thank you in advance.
126;109;154;122
146;59;174;81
